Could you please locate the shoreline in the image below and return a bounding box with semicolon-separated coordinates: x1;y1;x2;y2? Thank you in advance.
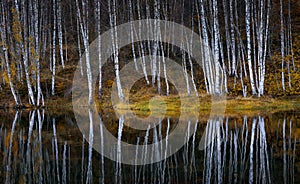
1;95;299;117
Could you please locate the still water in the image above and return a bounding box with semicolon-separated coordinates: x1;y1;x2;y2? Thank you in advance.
0;110;299;183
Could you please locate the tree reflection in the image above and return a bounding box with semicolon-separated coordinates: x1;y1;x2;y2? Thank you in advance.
0;111;298;183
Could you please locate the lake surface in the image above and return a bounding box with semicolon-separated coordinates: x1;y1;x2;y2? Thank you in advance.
0;110;299;183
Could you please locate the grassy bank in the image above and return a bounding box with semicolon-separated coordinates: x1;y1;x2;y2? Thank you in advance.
41;93;300;118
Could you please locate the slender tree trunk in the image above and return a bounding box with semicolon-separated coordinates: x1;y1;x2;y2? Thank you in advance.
280;0;286;92
213;0;221;94
199;0;214;94
229;0;236;76
129;0;138;71
95;0;102;98
195;0;209;93
76;17;83;76
52;0;57;96
76;0;94;105
108;0;124;101
57;0;65;69
260;0;271;95
33;0;43;106
0;5;19;105
20;0;36;105
246;0;257;95
222;0;231;75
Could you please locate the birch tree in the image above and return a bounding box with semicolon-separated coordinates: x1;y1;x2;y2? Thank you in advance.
57;0;65;69
19;0;36;105
95;0;102;98
33;0;44;106
280;0;286;92
213;0;221;94
245;0;257;95
0;3;19;105
76;0;94;105
52;0;57;96
229;0;236;76
222;0;231;75
108;0;124;100
198;0;214;94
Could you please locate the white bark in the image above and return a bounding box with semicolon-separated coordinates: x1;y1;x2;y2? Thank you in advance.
0;11;19;105
229;0;236;76
57;0;65;69
246;0;257;95
20;0;36;105
213;0;221;94
260;0;271;95
76;17;83;76
33;0;44;106
152;0;159;86
129;0;138;71
280;0;286;92
188;12;199;96
199;0;214;94
222;0;231;75
95;0;102;98
52;0;57;96
108;0;124;101
137;0;150;85
76;0;94;105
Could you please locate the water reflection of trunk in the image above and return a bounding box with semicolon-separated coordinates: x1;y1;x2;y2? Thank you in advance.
281;116;296;184
99;115;105;184
5;111;18;184
115;115;124;184
202;116;276;184
81;134;85;184
26;110;36;183
86;109;94;183
37;110;44;184
249;117;256;183
52;117;60;183
161;118;171;184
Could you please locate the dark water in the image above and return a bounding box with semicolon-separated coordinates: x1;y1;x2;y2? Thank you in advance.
0;110;299;184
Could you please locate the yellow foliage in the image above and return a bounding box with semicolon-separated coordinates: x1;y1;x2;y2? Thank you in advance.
2;71;9;84
10;61;17;79
11;7;22;44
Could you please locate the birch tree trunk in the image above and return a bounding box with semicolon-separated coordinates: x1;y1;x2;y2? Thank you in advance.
128;0;138;71
0;4;19;105
33;0;44;106
52;0;57;96
152;0;159;87
20;0;36;105
229;0;236;76
222;0;231;75
245;0;257;95
57;0;65;69
108;0;124;101
199;0;214;94
76;17;83;76
213;0;221;94
76;0;94;105
259;0;271;96
95;0;102;98
280;0;286;92
195;1;209;93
